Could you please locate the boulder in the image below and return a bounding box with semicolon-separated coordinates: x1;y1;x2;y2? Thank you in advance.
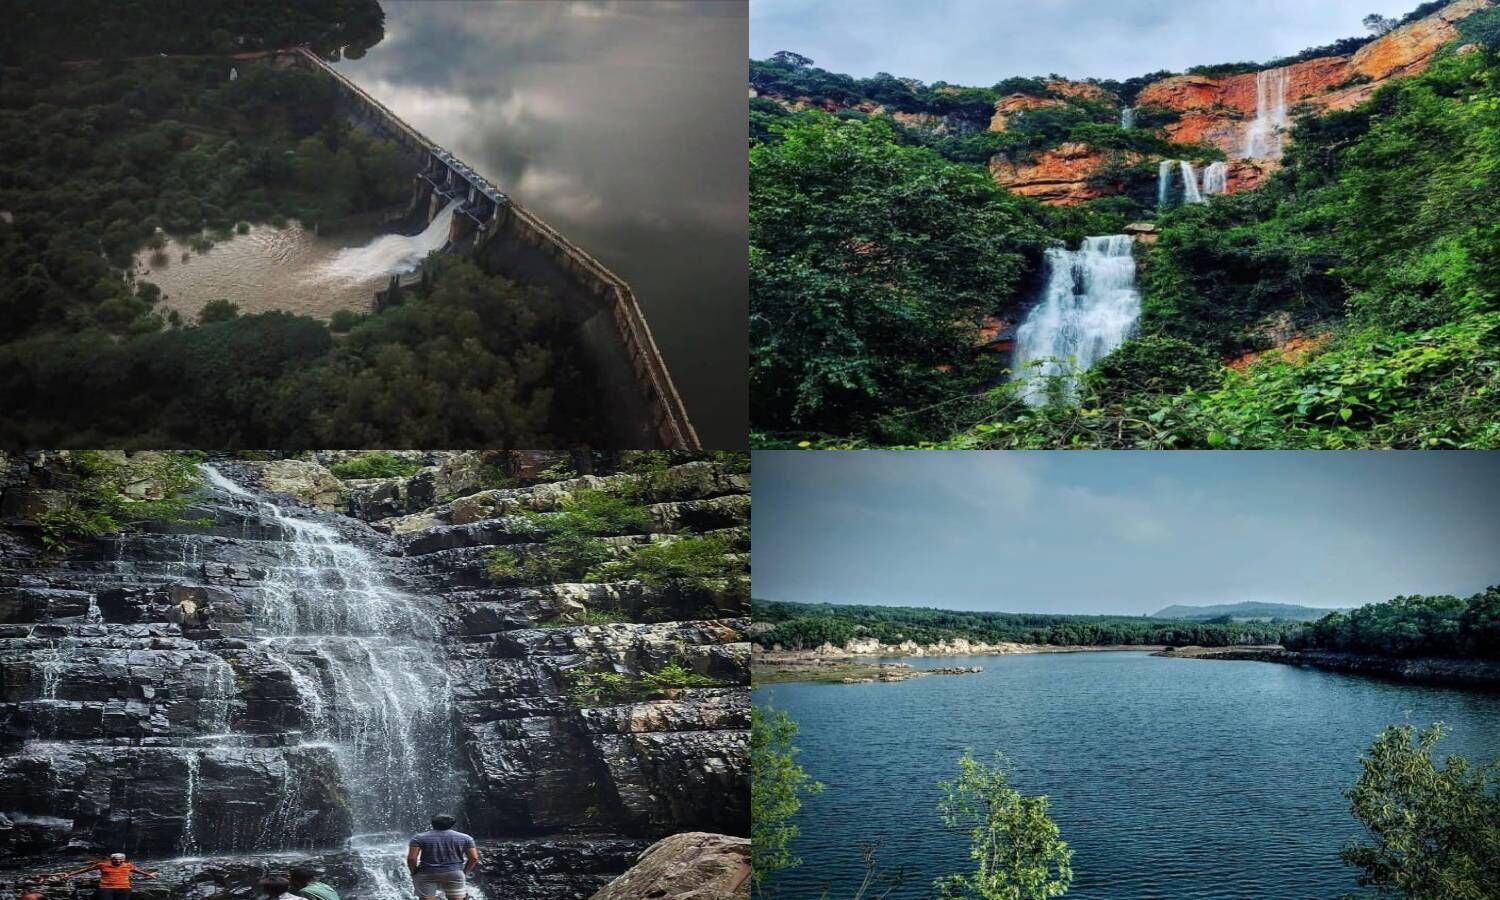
589;832;750;900
241;460;345;509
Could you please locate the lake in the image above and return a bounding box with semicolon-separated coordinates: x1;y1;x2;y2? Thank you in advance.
332;1;748;446
753;651;1500;899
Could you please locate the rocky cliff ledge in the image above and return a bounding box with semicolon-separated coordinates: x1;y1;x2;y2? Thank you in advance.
0;450;749;899
1157;646;1500;687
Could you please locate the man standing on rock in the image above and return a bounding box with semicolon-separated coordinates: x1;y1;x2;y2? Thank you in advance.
54;853;159;899
406;814;479;900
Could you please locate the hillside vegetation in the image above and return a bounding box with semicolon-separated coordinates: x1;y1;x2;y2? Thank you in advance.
750;4;1500;449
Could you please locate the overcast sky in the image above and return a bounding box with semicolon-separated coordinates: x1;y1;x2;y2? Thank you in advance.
750;0;1430;84
752;452;1500;616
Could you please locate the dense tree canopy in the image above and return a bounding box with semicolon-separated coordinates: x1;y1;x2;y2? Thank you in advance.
0;0;384;65
752;600;1292;650
1283;588;1500;659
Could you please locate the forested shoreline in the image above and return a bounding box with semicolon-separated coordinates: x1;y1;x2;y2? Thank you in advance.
752;600;1291;650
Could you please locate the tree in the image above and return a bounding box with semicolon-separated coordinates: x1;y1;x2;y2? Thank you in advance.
751;705;823;890
750;115;1047;434
1363;14;1397;35
770;50;814;69
935;751;1072;900
1343;724;1500;899
197;298;240;324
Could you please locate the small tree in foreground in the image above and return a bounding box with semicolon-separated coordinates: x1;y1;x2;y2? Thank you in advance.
752;705;823;891
1343;723;1500;899
935;751;1073;900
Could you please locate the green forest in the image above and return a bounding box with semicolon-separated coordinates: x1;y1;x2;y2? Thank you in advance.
750;3;1500;449
0;7;606;446
0;0;386;64
752;600;1291;650
1283;587;1500;659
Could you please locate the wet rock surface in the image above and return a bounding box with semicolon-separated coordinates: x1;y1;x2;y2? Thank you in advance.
0;453;749;898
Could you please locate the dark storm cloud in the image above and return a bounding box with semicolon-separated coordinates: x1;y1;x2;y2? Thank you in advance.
752;452;1500;616
750;0;1430;83
335;1;747;444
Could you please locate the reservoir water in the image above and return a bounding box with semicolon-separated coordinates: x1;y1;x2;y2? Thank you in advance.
753;651;1500;899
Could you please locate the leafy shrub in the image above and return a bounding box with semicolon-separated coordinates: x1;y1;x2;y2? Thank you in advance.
640;659;721;694
1087;336;1220;403
589;534;748;607
328;451;424;481
34;451;203;549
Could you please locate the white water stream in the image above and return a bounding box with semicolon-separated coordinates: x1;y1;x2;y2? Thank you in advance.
315;199;458;284
1243;66;1289;159
1012;235;1141;404
200;465;462;899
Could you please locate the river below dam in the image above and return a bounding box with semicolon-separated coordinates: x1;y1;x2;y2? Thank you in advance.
753;650;1500;899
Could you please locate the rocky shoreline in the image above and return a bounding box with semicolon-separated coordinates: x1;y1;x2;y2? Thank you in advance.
753;643;1163;684
1155;646;1500;688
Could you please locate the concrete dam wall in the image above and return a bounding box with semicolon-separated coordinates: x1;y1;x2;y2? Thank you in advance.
287;49;701;449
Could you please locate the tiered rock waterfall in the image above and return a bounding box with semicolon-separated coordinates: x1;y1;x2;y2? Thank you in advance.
1011;235;1142;403
0;453;750;899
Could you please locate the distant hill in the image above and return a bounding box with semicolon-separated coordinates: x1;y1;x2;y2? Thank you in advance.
1151;602;1346;622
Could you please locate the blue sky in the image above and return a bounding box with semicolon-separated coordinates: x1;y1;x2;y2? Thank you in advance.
750;0;1430;84
752;452;1500;615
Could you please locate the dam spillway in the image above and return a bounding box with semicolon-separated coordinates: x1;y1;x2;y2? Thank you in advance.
286;48;700;450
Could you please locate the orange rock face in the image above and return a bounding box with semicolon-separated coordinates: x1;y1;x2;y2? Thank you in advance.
1351;0;1492;80
989;143;1135;203
989;94;1065;132
1225;333;1334;370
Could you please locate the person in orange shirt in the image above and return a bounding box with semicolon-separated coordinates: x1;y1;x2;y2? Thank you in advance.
55;853;160;899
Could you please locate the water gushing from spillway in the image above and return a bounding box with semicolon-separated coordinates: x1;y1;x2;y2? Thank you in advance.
314;199;459;283
1243;66;1289;159
1011;235;1141;405
198;465;462;899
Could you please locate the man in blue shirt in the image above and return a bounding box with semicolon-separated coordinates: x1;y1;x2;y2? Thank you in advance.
406;814;479;900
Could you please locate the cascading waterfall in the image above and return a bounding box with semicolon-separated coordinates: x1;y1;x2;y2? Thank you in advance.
1243;66;1289;159
1203;161;1228;196
198;466;466;898
314;199;458;282
1158;160;1174;210
1179;161;1203;204
1120;106;1134;129
1011;235;1141;404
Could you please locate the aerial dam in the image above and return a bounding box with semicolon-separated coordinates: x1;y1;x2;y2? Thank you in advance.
285;48;700;450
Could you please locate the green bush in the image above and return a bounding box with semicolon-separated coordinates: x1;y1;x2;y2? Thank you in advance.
1087;336;1220;403
640;659;721;694
328;451;425;480
590;534;748;607
34;451;203;549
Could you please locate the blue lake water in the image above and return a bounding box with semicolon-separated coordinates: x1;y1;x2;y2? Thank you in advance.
753;651;1500;899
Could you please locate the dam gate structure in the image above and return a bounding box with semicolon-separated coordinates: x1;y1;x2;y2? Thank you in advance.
285;48;700;449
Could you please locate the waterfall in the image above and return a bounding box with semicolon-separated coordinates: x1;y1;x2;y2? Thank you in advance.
1203;161;1229;196
314;199;458;282
200;465;464;899
1120;106;1134;129
1157;160;1174;210
1011;235;1142;404
1243;66;1289;159
1179;161;1203;204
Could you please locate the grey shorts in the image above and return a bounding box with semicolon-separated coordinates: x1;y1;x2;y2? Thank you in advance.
413;869;467;898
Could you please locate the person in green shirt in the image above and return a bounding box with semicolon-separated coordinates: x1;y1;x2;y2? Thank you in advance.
288;868;339;900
